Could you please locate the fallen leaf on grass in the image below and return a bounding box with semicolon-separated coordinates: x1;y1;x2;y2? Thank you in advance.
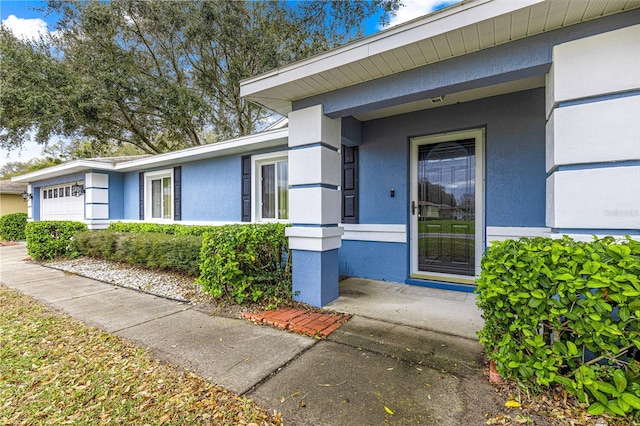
384;406;394;415
505;400;521;408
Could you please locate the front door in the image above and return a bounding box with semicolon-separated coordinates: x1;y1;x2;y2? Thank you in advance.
410;129;484;283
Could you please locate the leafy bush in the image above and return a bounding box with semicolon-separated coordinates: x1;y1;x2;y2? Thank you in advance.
197;223;291;305
108;222;217;237
25;221;88;260
0;212;27;241
72;231;202;276
477;236;640;418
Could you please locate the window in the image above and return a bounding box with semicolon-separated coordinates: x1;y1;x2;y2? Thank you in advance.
65;186;70;197
145;170;173;220
252;153;288;221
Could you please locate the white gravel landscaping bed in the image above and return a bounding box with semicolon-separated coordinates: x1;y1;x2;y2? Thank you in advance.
46;257;208;303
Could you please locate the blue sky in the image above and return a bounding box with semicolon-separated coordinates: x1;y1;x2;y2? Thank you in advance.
0;0;460;166
1;1;47;19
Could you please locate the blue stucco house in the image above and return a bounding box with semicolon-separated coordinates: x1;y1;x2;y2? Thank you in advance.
13;0;640;307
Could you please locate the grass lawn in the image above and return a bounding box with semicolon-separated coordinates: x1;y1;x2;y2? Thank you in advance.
0;286;281;425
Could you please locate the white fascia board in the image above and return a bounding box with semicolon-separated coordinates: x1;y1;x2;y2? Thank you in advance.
240;0;543;98
10;160;116;183
115;128;288;172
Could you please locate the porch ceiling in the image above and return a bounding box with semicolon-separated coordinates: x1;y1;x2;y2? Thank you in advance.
240;0;639;116
353;75;545;121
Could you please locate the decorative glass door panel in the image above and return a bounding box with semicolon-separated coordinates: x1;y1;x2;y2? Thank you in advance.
417;139;475;276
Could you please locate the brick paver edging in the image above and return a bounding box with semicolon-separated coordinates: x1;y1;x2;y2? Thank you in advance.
242;308;351;337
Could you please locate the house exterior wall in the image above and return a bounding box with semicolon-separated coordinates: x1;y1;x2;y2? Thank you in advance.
337;88;546;282
181;156;241;222
0;194;26;216
107;172;124;221
121;148;288;223
122;171;139;220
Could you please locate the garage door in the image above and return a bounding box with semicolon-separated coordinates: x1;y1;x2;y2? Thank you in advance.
41;183;85;221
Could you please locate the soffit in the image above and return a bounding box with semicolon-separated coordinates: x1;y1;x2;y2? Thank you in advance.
241;0;639;116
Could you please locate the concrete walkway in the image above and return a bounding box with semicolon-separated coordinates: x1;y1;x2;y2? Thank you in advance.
1;243;496;425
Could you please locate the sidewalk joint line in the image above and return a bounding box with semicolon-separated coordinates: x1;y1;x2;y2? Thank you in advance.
239;338;321;397
112;308;194;333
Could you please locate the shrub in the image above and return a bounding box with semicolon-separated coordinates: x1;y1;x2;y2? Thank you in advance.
0;212;27;241
25;221;88;260
197;223;291;305
477;236;640;418
72;230;202;276
108;222;218;237
71;230;119;259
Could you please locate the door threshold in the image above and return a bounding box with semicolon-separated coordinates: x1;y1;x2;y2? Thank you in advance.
405;278;477;293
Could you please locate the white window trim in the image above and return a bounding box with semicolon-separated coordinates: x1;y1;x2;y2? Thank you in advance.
251;152;289;223
144;169;173;222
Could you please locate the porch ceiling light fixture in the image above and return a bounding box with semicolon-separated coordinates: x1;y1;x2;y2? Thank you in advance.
21;191;32;202
430;95;445;103
71;182;85;197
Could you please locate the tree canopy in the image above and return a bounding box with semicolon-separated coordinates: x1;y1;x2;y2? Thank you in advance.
1;0;399;154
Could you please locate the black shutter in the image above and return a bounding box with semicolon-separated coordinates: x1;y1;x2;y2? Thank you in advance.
342;145;359;224
139;172;145;220
173;166;181;221
241;155;251;222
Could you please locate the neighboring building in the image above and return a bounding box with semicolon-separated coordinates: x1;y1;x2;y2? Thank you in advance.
0;180;28;216
13;0;640;307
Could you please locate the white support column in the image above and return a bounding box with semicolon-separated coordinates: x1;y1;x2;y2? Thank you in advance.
287;105;344;306
26;184;33;221
84;172;110;229
546;25;640;235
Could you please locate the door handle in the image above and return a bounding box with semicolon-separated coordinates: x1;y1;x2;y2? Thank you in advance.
411;200;416;215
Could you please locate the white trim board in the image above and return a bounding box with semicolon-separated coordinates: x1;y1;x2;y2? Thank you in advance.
486;226;551;242
340;224;406;243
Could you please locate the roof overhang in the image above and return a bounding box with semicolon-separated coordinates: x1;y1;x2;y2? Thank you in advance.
115;128;288;172
240;0;638;116
0;180;28;194
11;160;117;183
11;128;289;182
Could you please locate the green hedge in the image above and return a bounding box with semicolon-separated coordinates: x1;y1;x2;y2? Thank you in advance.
108;222;217;236
72;231;202;276
0;212;27;241
476;236;640;418
25;221;88;260
197;223;291;304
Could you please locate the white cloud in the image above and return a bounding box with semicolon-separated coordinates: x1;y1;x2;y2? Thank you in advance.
1;14;49;41
387;1;461;28
0;139;45;168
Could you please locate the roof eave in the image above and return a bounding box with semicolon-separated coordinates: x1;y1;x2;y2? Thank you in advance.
10;128;289;182
240;0;544;115
115;128;289;172
11;161;117;183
